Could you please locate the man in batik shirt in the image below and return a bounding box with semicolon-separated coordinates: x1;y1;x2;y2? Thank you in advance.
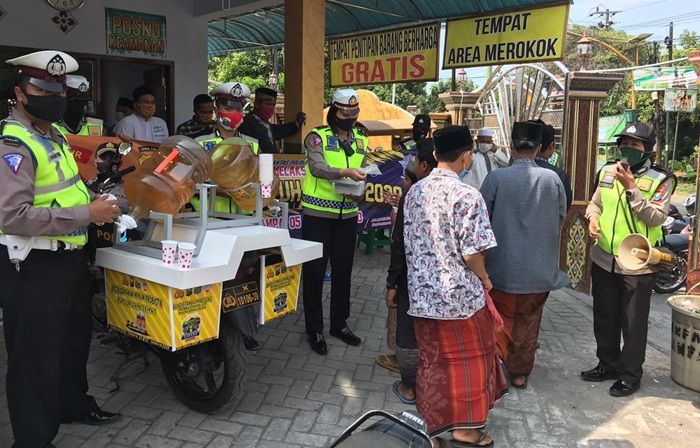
405;125;507;448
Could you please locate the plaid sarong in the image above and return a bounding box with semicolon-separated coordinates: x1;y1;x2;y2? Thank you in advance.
414;307;508;436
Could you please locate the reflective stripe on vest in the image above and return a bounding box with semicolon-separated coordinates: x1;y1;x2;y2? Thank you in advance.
198;134;259;154
0;120;90;246
54;122;103;136
596;165;665;256
301;127;367;215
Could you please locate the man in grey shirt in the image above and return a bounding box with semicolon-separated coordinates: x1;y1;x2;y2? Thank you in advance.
480;121;569;390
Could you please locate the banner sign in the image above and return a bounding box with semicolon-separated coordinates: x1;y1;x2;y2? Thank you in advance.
105;270;222;351
443;3;569;69
328;22;440;87
359;150;404;231
634;67;698;91
106;8;167;58
260;257;301;324
664;87;698;112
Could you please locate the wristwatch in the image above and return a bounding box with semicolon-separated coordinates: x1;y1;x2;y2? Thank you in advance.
625;189;635;198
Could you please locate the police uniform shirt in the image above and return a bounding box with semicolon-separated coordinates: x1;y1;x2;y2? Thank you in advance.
0;107;93;236
585;162;674;275
113;112;169;143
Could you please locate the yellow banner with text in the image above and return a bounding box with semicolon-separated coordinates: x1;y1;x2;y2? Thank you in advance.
443;3;569;69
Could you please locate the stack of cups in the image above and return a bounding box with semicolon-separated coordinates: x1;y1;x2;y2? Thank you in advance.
259;153;274;198
161;240;197;271
177;242;196;271
161;240;178;265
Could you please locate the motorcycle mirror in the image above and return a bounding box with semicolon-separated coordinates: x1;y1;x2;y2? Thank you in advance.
118;142;132;156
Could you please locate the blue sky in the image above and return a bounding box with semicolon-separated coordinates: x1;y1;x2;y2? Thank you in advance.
439;0;700;88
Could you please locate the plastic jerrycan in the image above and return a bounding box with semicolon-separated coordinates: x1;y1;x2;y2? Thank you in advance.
209;137;280;211
124;136;213;218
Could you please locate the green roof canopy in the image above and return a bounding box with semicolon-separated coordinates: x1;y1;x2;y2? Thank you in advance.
208;0;568;54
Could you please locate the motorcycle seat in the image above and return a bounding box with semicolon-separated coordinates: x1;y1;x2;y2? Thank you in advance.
664;233;689;251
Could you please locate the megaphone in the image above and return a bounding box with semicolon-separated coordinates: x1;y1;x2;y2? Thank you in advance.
618;233;675;271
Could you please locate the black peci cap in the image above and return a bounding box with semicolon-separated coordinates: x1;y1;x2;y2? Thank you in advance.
433;125;473;154
255;87;278;99
412;114;431;128
529;119;555;148
512;121;543;144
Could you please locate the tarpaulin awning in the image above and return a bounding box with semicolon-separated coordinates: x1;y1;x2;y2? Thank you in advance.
208;0;569;54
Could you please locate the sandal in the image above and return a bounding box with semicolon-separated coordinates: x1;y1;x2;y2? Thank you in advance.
449;431;494;447
391;380;416;405
509;374;528;389
376;354;400;373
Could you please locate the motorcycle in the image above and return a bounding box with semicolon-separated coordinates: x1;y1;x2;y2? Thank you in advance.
654;200;693;293
87;167;254;414
329;410;432;448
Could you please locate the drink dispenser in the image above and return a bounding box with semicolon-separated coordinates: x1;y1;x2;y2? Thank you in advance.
209;137;280;211
124;136;213;218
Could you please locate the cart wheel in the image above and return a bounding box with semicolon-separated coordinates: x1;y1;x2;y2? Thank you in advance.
160;323;246;414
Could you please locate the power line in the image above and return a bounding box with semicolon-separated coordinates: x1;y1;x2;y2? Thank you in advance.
617;11;700;29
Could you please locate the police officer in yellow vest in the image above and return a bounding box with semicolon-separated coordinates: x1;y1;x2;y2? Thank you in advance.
302;88;368;355
190;82;260;215
54;75;103;136
0;50;122;447
582;122;675;397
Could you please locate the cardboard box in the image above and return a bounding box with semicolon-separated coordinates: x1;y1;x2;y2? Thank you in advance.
105;270;222;351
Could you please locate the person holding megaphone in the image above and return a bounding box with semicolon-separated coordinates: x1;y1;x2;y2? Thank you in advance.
582;122;676;397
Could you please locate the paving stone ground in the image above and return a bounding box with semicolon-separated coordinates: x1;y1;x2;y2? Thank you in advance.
0;248;699;447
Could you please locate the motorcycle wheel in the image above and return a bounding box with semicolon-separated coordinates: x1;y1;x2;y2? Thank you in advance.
160;323;246;414
654;256;688;294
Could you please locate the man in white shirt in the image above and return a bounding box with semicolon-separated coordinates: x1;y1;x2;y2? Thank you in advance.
461;127;510;189
113;85;169;143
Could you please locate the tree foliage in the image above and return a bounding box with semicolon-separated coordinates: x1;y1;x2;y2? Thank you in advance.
560;25;700;161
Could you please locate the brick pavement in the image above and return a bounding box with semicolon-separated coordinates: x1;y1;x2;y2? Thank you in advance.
0;248;699;447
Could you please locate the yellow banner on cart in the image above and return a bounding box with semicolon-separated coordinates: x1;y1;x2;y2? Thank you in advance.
105;270;222;351
261;261;301;323
443;3;569;69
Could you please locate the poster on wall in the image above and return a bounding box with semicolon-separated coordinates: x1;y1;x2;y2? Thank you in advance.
105;8;167;58
443;3;569;69
328;22;440;87
664;87;698;112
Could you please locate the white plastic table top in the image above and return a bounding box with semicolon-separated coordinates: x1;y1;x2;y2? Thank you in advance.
95;225;322;290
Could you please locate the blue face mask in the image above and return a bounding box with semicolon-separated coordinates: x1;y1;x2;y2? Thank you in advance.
458;153;473;181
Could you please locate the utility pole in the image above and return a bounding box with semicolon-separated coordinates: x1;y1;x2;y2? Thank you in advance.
664;22;673;161
652;91;663;164
589;6;620;30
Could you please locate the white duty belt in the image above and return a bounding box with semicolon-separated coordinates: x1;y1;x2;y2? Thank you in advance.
0;235;82;252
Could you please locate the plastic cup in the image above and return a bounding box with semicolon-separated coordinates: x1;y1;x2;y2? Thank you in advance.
161;240;178;266
177;242;196;271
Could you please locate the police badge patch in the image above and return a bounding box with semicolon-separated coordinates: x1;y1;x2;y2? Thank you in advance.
46;54;66;77
599;171;615;188
3;153;23;174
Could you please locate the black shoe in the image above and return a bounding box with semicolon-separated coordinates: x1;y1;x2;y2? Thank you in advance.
243;335;261;351
580;366;618;382
74;409;121;426
308;333;328;355
609;379;640;397
330;326;362;346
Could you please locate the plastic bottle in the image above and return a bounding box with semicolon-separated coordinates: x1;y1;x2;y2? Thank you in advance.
209;137;280;211
124;136;212;218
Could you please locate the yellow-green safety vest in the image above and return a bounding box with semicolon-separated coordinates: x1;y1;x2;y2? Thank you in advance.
190;134;258;214
198;133;259;154
0;119;91;246
596;164;671;256
302;127;367;216
54;120;103;136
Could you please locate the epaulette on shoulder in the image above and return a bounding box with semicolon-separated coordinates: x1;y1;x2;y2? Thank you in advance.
313;125;330;130
651;164;673;176
355;127;367;136
86;117;104;125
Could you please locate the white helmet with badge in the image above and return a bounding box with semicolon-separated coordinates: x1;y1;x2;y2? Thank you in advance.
6;50;78;93
209;82;251;100
66;74;90;98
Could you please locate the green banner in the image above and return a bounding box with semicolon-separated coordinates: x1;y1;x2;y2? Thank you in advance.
633;66;697;91
106;8;167;58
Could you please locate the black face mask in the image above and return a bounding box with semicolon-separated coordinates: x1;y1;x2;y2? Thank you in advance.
23;91;67;123
336;118;355;131
63;99;87;130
